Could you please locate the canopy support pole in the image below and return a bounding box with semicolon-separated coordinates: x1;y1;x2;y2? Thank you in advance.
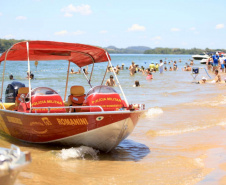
101;61;109;85
0;45;14;102
89;62;95;84
26;42;32;112
105;52;129;107
64;61;70;101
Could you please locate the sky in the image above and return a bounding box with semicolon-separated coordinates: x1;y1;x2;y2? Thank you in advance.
0;0;225;49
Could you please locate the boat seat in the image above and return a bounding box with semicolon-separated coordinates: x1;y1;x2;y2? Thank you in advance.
68;86;86;106
15;87;29;109
31;94;66;113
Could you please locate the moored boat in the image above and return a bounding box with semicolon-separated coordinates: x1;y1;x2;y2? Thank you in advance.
0;41;146;152
192;53;209;60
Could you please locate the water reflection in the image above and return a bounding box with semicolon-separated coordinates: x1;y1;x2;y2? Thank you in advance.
99;139;150;162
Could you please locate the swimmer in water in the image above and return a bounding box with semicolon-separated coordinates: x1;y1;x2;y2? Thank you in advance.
9;74;14;80
197;77;207;84
105;75;116;87
146;72;153;80
133;80;140;87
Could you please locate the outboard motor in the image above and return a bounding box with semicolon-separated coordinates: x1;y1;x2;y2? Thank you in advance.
5;81;25;103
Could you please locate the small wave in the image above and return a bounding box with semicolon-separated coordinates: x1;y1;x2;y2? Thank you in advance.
145;107;163;118
57;146;99;160
186;95;226;107
147;121;226;137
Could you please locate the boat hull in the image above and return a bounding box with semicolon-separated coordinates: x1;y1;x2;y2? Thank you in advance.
192;55;209;60
0;110;145;152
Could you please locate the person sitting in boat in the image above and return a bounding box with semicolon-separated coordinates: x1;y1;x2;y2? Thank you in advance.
105;75;116;87
133;80;140;87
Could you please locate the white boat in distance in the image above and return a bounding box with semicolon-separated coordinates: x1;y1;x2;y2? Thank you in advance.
192;53;209;60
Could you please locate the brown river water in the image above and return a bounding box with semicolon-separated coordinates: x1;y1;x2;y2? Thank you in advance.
0;54;226;185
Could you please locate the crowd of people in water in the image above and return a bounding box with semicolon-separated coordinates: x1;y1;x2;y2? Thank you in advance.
104;54;226;87
8;53;226;87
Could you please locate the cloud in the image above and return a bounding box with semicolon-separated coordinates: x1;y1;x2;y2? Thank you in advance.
216;24;224;29
128;24;146;32
189;27;196;31
72;30;85;35
100;30;107;34
54;30;85;36
16;16;27;20
61;4;92;17
150;36;162;41
3;34;14;39
171;28;180;32
54;30;68;36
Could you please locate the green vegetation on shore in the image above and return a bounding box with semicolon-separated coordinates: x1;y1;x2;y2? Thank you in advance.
0;38;225;55
0;39;25;53
144;47;226;55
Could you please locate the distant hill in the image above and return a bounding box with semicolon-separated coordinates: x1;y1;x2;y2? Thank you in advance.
126;46;151;52
105;46;151;54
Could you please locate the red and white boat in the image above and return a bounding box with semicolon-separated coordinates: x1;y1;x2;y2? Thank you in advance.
0;41;145;152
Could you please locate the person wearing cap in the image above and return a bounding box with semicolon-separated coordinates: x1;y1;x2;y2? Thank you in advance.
129;61;136;76
198;77;207;84
105;75;116;87
212;52;220;72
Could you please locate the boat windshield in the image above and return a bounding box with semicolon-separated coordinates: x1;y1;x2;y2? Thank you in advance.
87;86;117;97
29;87;58;97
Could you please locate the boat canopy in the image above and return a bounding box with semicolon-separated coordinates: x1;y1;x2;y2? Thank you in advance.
0;41;111;67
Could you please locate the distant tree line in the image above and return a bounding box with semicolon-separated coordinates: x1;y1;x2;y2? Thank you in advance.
0;38;225;55
144;47;226;55
0;39;25;53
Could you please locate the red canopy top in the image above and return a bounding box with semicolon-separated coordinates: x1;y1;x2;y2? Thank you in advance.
0;41;111;67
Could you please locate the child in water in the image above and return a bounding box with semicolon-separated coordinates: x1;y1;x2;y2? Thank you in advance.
146;72;153;80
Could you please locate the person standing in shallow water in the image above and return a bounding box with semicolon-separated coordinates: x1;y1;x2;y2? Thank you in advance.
159;60;164;74
105;75;116;87
129;61;136;76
